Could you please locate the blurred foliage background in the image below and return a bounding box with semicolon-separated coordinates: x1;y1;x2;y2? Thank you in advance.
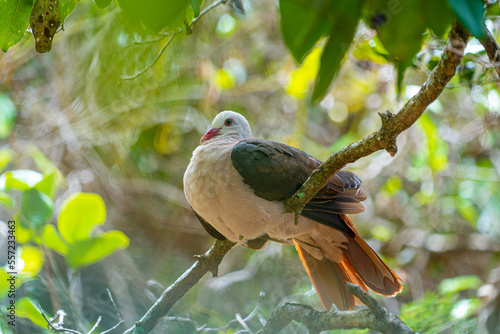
1;0;500;333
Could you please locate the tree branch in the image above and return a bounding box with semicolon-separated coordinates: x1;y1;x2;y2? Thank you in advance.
478;26;500;76
284;22;469;215
123;239;235;334
258;283;414;334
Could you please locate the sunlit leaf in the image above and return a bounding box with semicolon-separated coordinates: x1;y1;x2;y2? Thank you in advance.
17;297;48;328
42;224;69;255
20;246;44;276
285;46;322;98
66;231;130;269
58;192;107;244
439;275;482;294
20;189;54;229
0;0;33;52
59;0;78;24
0;170;44;192
213;69;235;90
455;197;478;226
28;145;64;187
382;176;402;197
33;172;57;199
447;0;485;38
0;192;13;208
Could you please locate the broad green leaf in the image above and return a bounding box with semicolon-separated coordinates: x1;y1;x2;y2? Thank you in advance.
0;94;17;138
447;0;485;38
366;0;427;95
189;0;200;18
66;230;130;269
0;170;43;191
117;0;188;33
285;46;322;98
42;224;68;255
424;0;454;37
0;149;14;172
95;0;112;9
59;0;78;24
17;297;48;328
30;0;61;53
28;145;64;186
34;172;57;199
19;245;44;276
0;191;13;208
311;0;362;103
20;189;54;229
58;192;106;244
439;275;482;294
0;0;33;52
279;0;331;63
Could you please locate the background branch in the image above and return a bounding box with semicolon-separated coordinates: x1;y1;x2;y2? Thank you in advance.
259;283;414;334
123;239;235;334
479;26;500;76
284;23;470;214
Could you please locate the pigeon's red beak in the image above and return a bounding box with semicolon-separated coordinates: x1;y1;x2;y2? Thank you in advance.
200;128;221;143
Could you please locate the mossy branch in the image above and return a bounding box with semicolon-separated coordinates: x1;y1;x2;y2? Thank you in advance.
258;283;414;334
284;22;469;215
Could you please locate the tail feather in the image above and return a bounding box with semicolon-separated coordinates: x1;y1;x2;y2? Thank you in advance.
293;216;403;310
294;240;354;310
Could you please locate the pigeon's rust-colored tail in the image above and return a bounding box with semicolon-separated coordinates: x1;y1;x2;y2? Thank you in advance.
293;215;402;311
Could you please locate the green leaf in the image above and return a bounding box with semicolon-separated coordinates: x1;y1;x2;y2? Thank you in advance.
59;0;78;24
0;191;13;208
57;192;106;244
0;0;33;52
0;94;17;138
66;231;130;269
447;0;485;38
0;148;14;172
117;0;188;33
20;188;54;229
311;0;362;103
17;297;48;328
424;0;454;37
33;172;57;199
28;145;64;185
366;0;427;95
42;224;68;255
439;275;482;294
279;0;332;63
95;0;112;9
0;169;43;191
19;245;44;276
189;0;200;18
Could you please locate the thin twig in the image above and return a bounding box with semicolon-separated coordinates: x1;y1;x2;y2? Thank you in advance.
120;34;176;81
39;303;82;334
99;288;125;334
478;25;500;76
88;316;102;334
191;0;228;26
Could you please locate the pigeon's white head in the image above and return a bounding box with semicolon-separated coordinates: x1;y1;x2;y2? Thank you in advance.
200;111;253;143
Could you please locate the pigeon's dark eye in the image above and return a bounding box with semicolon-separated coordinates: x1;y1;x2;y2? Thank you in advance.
224;118;234;126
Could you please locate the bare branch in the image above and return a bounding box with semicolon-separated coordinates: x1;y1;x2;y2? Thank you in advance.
478;25;500;76
123;239;235;334
283;22;470;215
258;283;414;334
